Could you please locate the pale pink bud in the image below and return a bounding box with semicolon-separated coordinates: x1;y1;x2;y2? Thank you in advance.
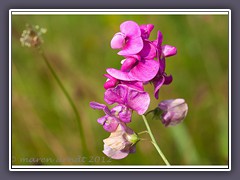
158;98;188;127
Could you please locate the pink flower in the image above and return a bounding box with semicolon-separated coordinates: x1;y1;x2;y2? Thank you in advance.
158;98;188;127
110;21;144;56
104;84;150;115
90;102;132;132
103;123;139;159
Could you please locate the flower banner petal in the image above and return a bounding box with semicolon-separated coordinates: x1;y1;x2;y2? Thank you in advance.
127;88;150;115
120;21;141;37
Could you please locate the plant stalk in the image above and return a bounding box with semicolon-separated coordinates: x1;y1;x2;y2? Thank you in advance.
142;114;170;166
39;49;88;158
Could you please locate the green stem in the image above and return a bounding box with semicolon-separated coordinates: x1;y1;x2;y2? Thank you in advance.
39;49;88;157
141;114;170;166
138;130;149;135
144;109;155;116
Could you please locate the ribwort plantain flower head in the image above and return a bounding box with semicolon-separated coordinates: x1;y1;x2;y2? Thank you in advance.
158;98;188;127
103;123;139;159
20;24;47;48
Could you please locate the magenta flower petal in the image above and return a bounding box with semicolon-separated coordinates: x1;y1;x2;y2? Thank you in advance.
127;88;150;115
97;116;107;125
120;21;141;37
107;68;134;81
120;57;137;72
102;116;119;132
118;36;143;56
159;58;166;73
138;40;157;59
107;59;159;82
104;84;150;115
162;45;177;57
90;101;106;110
104;78;118;89
129;59;159;81
121;81;144;91
153;76;165;99
97;116;119;132
90;101;111;116
118;108;132;123
140;24;154;39
153;30;163;50
104;84;127;105
111;105;132;123
104;74;118;89
110;32;126;49
163;74;173;85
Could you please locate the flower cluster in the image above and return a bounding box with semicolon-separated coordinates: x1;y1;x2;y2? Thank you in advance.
20;24;47;48
90;20;187;159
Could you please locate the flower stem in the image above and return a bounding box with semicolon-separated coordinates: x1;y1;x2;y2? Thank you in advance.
141;114;170;166
39;49;88;157
138;130;149;135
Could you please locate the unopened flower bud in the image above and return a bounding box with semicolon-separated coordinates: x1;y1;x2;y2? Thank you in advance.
158;98;188;127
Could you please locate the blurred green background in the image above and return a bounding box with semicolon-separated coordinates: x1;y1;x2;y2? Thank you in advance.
11;14;229;165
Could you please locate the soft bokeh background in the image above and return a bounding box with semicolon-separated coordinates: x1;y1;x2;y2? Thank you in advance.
11;14;229;165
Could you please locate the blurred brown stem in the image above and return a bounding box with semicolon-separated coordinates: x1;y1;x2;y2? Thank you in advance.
38;48;89;161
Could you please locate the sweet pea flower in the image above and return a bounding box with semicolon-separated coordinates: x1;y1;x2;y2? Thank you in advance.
90;102;132;132
104;84;150;115
110;21;143;56
103;123;139;159
158;98;188;127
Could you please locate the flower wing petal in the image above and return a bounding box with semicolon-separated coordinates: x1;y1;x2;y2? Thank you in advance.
110;32;126;49
162;45;177;57
118;36;143;56
89;101;111;115
129;59;159;81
